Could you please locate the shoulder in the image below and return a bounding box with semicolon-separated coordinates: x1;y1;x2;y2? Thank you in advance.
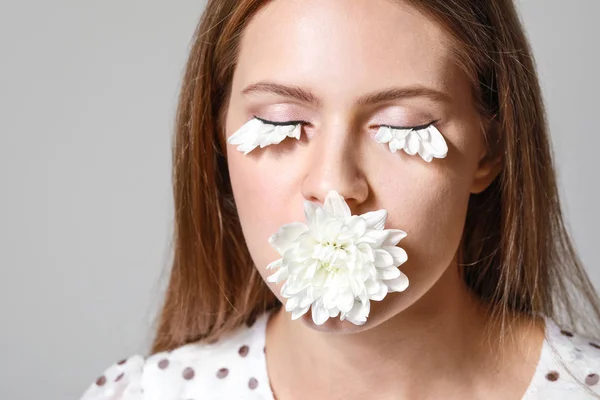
79;355;145;400
79;312;273;400
525;315;600;399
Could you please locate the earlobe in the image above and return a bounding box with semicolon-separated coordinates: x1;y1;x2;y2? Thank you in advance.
470;151;503;194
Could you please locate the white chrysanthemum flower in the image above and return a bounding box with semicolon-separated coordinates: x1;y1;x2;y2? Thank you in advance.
375;124;448;162
227;117;302;155
266;190;409;326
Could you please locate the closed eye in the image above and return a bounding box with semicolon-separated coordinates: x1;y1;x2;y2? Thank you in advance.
378;119;440;131
227;115;306;155
229;115;447;160
254;116;438;132
374;119;448;162
253;115;309;127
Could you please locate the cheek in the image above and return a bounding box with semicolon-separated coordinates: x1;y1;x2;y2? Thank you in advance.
227;154;297;272
381;168;472;271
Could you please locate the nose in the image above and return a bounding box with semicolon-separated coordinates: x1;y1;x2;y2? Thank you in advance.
300;123;369;212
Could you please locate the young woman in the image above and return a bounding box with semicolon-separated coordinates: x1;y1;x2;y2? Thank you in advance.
80;0;600;399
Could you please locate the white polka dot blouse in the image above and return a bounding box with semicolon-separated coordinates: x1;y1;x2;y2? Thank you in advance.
79;312;600;399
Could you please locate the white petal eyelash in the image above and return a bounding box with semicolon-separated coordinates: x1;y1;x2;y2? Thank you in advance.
375;124;448;162
228;118;448;161
226;117;302;155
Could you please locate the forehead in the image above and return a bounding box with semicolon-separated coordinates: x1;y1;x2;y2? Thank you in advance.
234;0;461;100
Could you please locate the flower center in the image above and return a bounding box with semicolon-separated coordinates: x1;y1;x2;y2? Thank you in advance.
316;240;348;274
324;240;345;250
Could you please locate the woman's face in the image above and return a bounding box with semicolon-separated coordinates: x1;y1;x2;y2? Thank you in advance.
225;0;497;331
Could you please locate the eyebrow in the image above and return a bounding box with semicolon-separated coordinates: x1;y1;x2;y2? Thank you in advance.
241;81;451;106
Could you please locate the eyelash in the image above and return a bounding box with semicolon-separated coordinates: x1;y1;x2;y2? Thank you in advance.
379;119;440;131
253;115;439;131
253;115;309;127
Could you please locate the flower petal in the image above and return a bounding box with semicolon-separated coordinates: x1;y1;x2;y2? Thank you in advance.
324;190;351;218
328;307;340;317
393;128;411;140
286;260;307;275
336;291;355;313
420;140;437;161
251;125;273;148
418;146;433;162
239;144;257;155
323;219;345;242
259;125;288;147
266;266;289;284
226;118;262;145
312;304;331;325
356;243;375;262
289;124;302;140
375;126;393;143
299;295;313;309
383;229;407;246
389;138;404;153
370;281;388;301
311;208;330;241
285;296;300;311
427;125;448;158
376;267;401;280
355;229;389;248
291;305;310;320
383;246;408;266
385;273;409;292
374;249;394;268
404;132;420;155
342;216;367;240
360;209;387;230
266;258;282;270
344;301;370;325
268;222;308;255
312;266;328;287
303;201;319;224
416;128;430;141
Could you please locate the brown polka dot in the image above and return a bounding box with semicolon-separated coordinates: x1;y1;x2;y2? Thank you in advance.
216;368;229;379
96;376;107;386
248;377;259;390
263;346;266;354
239;345;250;357
590;342;600;350
246;315;257;328
560;330;574;337
158;359;169;370
115;373;124;382
117;358;127;365
546;371;560;381
182;367;195;380
586;373;600;386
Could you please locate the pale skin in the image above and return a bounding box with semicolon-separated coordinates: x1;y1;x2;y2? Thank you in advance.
224;0;545;399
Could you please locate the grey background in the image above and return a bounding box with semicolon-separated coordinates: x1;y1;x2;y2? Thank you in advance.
0;1;597;399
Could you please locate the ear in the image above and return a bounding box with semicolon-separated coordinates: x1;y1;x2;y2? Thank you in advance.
470;118;503;194
470;146;503;194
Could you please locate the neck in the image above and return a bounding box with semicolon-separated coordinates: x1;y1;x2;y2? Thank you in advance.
265;259;544;400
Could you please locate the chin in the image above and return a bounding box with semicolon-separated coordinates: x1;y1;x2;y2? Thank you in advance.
293;294;408;334
299;312;362;333
296;308;379;334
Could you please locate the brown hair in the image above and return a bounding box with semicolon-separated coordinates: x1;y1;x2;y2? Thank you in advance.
151;0;600;363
